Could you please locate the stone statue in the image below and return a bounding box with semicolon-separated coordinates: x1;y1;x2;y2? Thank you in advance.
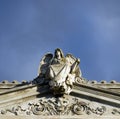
33;48;82;95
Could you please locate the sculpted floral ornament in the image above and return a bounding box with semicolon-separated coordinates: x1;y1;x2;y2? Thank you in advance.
33;48;83;95
1;97;107;116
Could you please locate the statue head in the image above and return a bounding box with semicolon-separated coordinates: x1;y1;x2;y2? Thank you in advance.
54;48;64;60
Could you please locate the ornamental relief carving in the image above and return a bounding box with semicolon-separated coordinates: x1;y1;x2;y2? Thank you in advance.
1;97;118;116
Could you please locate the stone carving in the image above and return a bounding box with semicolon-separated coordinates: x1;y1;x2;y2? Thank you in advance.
33;48;83;95
112;109;120;115
1;97;107;116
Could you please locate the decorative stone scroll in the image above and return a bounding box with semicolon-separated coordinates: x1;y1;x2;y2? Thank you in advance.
33;48;84;95
0;97;110;116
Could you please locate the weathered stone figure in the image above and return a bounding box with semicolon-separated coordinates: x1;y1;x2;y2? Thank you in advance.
34;48;82;95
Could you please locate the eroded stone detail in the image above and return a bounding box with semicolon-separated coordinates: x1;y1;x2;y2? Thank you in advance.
1;97;108;116
112;109;120;115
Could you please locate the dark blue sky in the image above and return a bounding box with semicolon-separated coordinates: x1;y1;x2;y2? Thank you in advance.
0;0;120;82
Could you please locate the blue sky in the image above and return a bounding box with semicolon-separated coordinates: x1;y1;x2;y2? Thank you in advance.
0;0;120;82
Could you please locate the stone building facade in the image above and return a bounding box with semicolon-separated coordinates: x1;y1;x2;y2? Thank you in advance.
0;80;120;119
0;49;120;119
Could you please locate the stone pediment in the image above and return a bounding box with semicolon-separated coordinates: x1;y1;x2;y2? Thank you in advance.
0;80;120;119
0;48;120;119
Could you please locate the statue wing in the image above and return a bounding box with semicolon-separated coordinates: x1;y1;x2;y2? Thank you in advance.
38;53;53;76
65;54;76;64
66;54;82;77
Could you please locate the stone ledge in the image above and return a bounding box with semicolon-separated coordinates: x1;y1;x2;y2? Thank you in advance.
0;115;120;119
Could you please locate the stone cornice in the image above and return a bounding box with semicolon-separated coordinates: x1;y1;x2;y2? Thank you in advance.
72;83;120;108
0;84;49;108
0;82;120;109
